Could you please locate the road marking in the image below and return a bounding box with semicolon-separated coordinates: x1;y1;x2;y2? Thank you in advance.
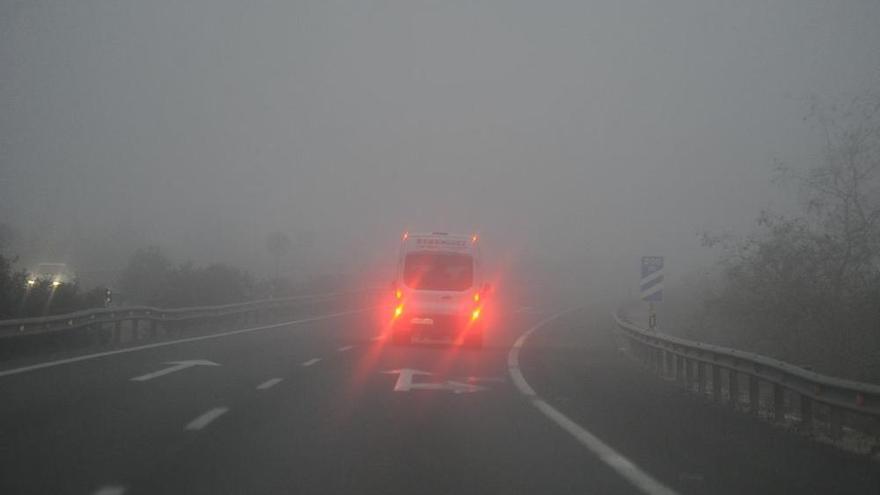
256;378;283;390
93;486;126;495
0;308;368;379
337;345;353;352
130;360;220;382
465;376;506;383
508;309;679;495
185;407;229;431
382;368;488;394
301;358;321;367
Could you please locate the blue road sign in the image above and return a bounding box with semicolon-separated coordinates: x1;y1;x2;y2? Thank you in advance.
640;256;664;302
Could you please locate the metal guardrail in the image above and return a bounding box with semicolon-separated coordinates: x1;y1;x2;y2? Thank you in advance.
0;291;357;340
614;309;880;444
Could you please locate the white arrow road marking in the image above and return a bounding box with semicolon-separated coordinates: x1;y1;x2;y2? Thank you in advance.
382;368;432;391
301;358;321;367
130;360;220;382
93;486;126;495
337;345;354;352
382;369;488;394
256;378;283;390
185;407;229;431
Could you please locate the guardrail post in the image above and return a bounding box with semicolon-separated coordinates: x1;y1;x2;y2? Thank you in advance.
829;407;842;441
672;354;679;380
749;376;760;416
682;357;691;389
729;370;739;408
681;356;688;383
653;348;661;374
675;354;684;382
696;362;705;395
662;350;669;377
150;320;158;339
712;365;721;402
800;395;813;430
673;354;681;381
114;320;122;344
773;384;785;423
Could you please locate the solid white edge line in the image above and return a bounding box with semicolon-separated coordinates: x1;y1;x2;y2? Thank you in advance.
185;407;229;431
93;486;126;495
507;309;680;495
0;308;369;379
301;358;321;367
256;378;283;390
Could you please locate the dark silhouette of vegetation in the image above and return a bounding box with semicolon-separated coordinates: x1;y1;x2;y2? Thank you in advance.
117;246;253;307
0;242;319;320
117;246;173;306
693;93;880;382
156;262;252;308
0;253;27;319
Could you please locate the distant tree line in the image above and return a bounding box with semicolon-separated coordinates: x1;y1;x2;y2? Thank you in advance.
117;246;254;307
0;226;341;319
688;93;880;382
0;244;259;318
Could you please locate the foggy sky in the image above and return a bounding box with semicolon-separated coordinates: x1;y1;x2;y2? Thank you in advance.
2;0;879;292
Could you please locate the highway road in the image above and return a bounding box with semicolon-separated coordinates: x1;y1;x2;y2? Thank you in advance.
0;293;877;494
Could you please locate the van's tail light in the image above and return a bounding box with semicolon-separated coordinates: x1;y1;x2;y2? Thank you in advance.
473;292;480;303
394;304;404;318
395;288;403;300
471;308;481;320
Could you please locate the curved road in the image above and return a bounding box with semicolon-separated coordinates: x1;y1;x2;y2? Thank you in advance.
0;294;877;494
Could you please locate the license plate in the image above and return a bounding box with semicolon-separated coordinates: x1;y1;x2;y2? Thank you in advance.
410;318;434;325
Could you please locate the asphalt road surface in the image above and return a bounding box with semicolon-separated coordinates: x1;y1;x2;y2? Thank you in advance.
1;294;877;494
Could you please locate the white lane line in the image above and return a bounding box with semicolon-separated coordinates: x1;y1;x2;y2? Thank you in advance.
185;407;229;431
256;378;283;390
130;360;220;382
0;308;369;379
301;358;321;367
337;345;354;352
93;486;126;495
507;309;680;495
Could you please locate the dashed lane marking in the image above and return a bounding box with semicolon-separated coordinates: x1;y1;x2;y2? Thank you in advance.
301;358;321;367
185;407;229;431
0;309;369;379
256;378;283;390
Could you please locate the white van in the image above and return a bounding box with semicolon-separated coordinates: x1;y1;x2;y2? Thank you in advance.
390;232;490;347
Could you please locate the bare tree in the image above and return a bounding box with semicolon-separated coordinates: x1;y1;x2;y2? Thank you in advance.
701;92;880;380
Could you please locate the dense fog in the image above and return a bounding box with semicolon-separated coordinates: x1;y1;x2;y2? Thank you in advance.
2;0;879;301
